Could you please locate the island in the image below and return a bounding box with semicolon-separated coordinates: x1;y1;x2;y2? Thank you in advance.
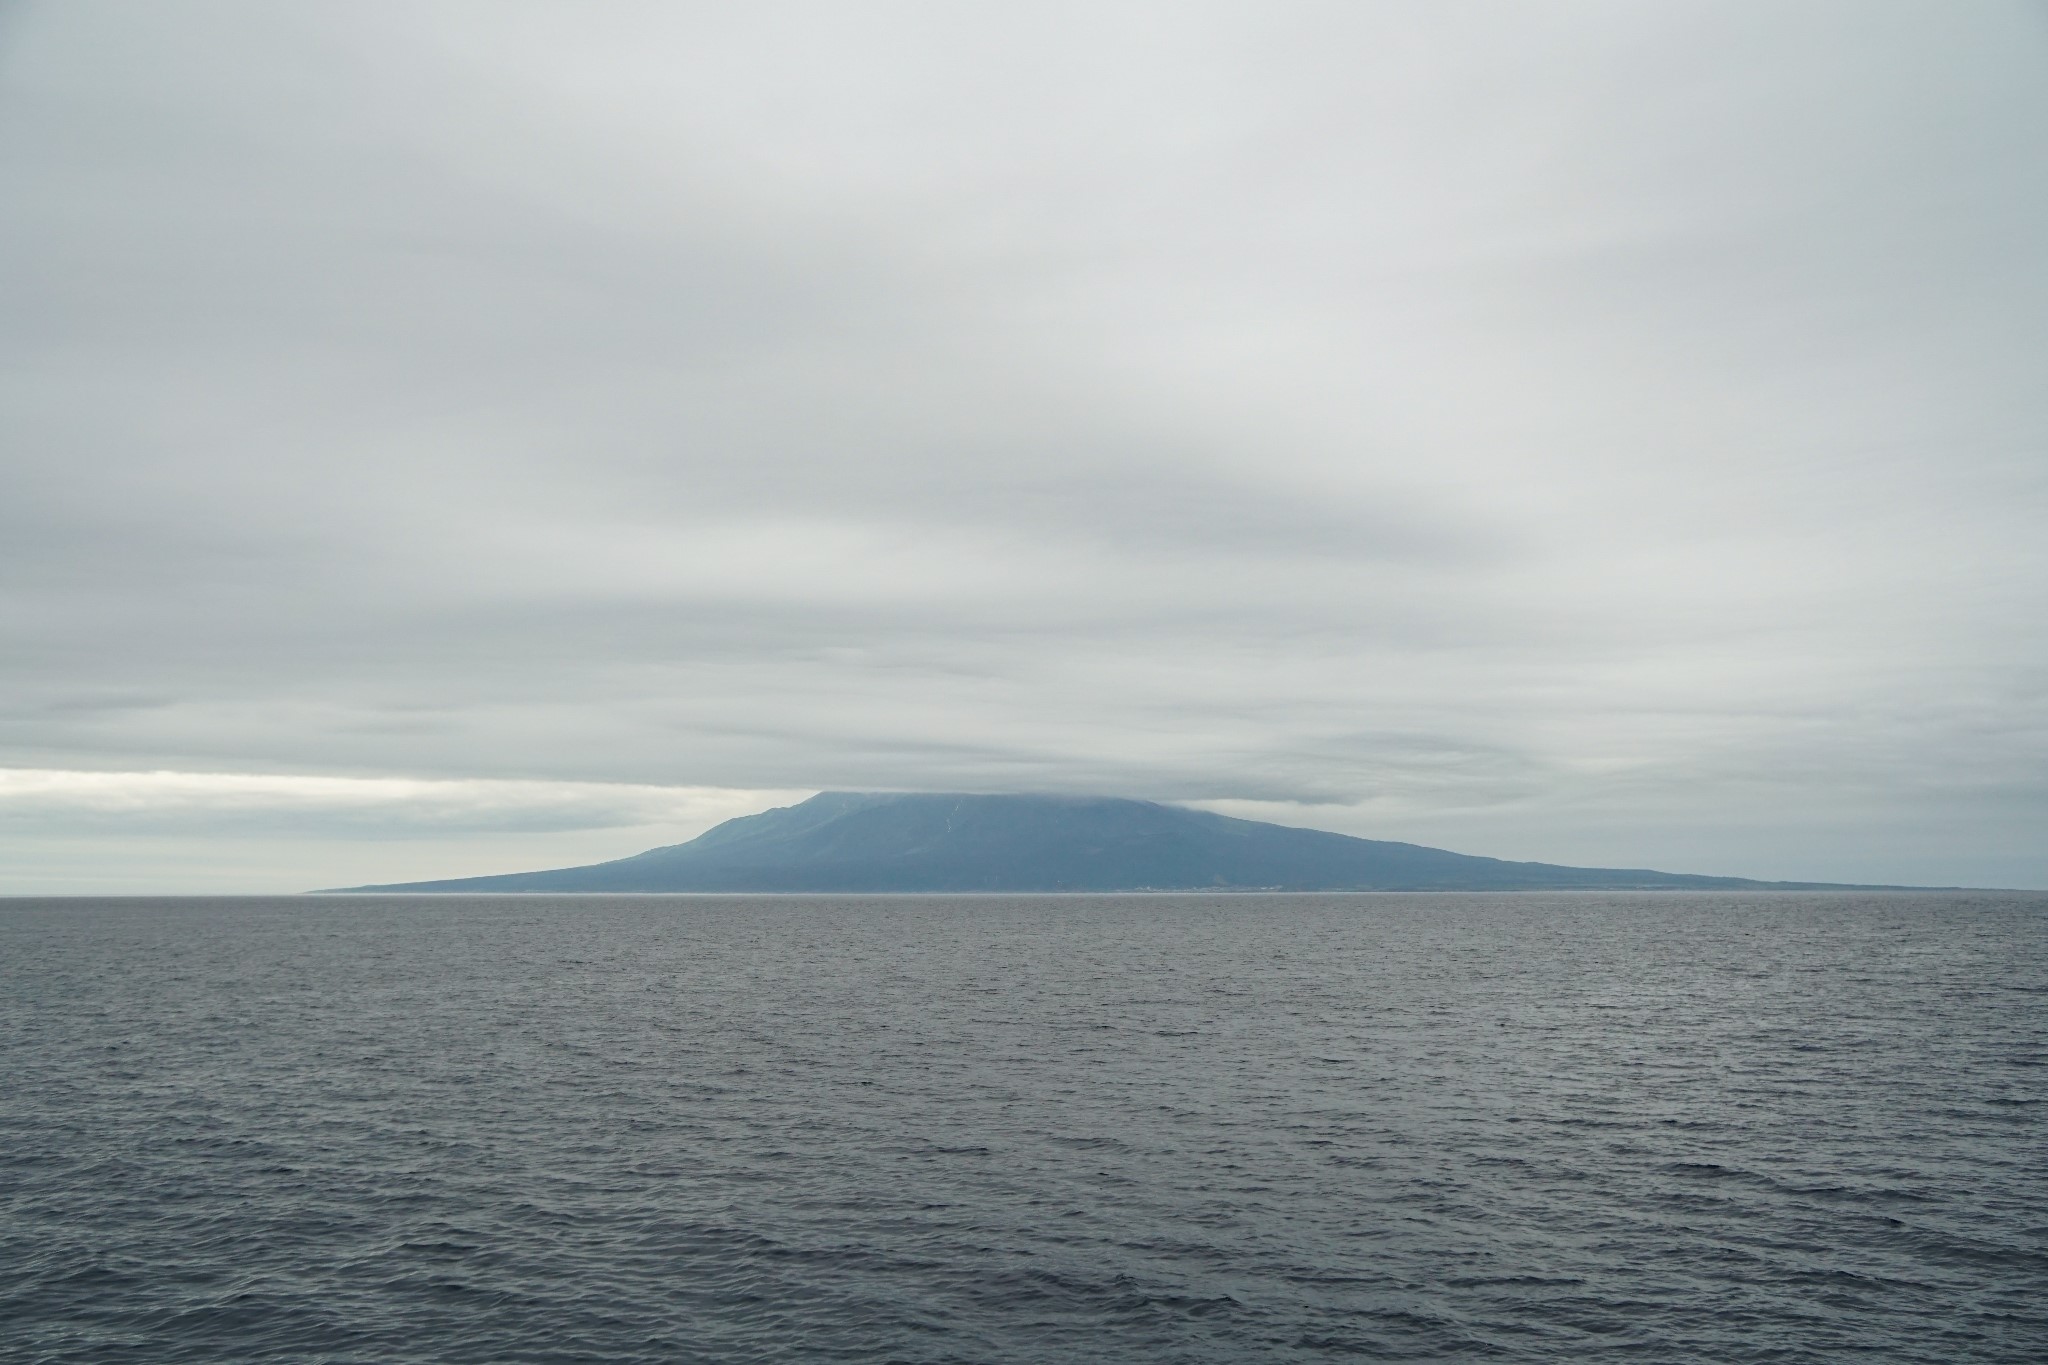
320;791;1882;893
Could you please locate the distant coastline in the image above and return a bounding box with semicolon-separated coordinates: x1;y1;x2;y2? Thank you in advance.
320;792;1915;895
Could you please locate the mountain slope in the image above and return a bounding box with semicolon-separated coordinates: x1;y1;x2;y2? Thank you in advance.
322;792;1867;892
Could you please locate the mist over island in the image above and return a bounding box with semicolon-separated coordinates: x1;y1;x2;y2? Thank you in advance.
325;792;1900;894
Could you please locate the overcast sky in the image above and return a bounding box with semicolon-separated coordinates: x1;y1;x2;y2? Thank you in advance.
3;1;2044;892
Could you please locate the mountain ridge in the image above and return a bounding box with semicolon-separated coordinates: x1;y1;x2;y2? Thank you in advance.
318;791;1897;893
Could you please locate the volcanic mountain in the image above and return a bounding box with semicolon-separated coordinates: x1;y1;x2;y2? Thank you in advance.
326;791;1863;893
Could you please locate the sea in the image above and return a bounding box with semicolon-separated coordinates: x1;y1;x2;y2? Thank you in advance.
3;891;2044;1363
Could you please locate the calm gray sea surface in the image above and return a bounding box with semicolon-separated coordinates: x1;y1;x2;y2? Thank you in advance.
3;892;2045;1363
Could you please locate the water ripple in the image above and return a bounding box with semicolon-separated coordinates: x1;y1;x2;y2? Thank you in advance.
3;891;2045;1362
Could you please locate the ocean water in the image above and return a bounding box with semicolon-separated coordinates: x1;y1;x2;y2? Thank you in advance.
3;893;2044;1363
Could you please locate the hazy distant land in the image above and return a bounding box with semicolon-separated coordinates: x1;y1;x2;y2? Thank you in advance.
323;792;1901;894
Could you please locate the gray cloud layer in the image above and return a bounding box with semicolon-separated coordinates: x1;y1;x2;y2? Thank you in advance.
3;2;2045;889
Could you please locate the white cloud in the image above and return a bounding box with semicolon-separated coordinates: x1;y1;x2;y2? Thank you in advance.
0;769;817;894
0;768;807;838
2;2;2044;890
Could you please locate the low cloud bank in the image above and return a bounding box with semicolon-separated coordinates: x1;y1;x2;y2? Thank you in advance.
0;769;808;839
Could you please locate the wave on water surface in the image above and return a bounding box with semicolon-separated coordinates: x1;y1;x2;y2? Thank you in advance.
3;891;2045;1363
